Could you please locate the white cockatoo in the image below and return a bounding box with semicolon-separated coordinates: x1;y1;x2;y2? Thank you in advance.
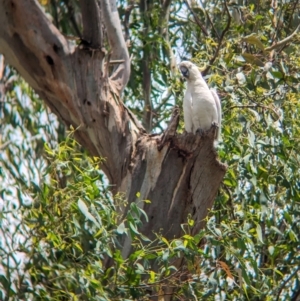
179;61;222;144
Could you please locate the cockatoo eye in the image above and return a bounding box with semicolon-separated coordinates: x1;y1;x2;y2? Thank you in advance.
180;66;189;78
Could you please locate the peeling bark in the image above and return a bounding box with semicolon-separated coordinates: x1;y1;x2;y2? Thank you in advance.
0;0;226;263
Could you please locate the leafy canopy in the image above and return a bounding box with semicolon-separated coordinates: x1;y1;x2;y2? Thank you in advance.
1;0;300;300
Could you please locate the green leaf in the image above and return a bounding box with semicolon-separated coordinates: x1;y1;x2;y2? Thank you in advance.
162;249;169;261
270;226;283;236
242;34;265;51
117;222;126;234
288;230;298;242
161;237;170;247
242;53;264;66
270;71;283;79
256;224;264;244
129;221;139;235
77;199;100;228
268;246;275;256
149;271;156;283
135;263;145;274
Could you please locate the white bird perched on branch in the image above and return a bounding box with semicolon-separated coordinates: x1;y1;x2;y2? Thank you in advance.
179;61;221;145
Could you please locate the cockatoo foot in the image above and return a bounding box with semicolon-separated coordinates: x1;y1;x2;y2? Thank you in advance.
195;128;205;136
211;122;219;129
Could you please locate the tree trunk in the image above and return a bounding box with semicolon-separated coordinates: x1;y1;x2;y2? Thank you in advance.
0;0;226;260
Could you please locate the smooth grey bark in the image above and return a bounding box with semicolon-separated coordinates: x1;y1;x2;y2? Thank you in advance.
140;0;153;132
0;0;226;267
79;0;102;47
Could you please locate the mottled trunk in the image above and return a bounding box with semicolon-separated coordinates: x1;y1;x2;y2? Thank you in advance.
0;0;226;273
120;126;226;257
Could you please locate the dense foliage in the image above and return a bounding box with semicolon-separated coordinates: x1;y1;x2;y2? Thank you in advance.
1;0;300;300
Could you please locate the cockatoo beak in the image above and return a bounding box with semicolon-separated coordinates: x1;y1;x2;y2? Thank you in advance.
180;66;189;78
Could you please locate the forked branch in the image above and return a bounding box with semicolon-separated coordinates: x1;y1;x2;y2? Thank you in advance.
265;24;300;52
100;0;131;92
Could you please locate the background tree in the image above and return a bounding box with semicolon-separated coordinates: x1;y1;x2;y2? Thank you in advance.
0;0;300;300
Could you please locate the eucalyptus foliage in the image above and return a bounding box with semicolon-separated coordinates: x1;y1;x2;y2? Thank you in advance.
1;0;300;300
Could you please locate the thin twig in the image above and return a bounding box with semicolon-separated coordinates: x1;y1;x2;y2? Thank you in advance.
109;59;125;64
224;104;281;119
155;89;172;113
275;267;300;301
124;3;135;42
0;141;12;150
270;0;281;44
203;1;231;76
206;10;220;40
0;54;4;79
63;0;82;38
291;287;300;301
222;183;235;220
265;24;300;52
183;0;208;37
156;0;178;129
288;0;299;29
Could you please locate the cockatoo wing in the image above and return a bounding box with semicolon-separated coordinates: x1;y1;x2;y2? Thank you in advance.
210;88;222;141
190;78;218;134
183;88;193;133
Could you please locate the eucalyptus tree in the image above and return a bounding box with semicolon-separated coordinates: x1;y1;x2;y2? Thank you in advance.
0;0;225;251
0;0;300;300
